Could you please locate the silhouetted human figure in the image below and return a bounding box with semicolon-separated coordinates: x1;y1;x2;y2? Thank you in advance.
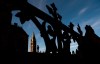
37;45;39;53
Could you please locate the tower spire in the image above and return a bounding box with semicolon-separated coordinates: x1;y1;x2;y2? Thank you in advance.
30;32;36;53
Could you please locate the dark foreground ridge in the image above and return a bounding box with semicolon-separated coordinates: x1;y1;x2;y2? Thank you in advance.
0;0;100;64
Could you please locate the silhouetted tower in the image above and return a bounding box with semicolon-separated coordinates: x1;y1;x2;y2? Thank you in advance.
30;33;36;53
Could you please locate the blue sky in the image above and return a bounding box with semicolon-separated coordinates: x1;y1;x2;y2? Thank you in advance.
12;0;100;52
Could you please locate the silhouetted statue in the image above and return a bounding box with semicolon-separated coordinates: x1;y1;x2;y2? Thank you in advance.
84;25;100;55
59;23;70;54
41;21;55;53
62;30;71;54
68;22;74;30
77;24;83;36
15;11;31;24
68;22;77;42
47;25;57;53
47;3;65;53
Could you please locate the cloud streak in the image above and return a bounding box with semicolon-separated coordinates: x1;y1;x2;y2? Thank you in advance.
78;7;88;16
91;19;100;28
